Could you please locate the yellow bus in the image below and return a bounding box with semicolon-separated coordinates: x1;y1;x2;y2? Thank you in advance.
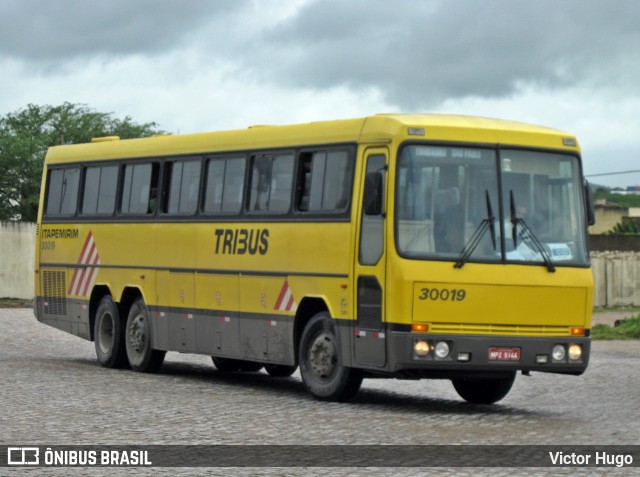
34;114;594;404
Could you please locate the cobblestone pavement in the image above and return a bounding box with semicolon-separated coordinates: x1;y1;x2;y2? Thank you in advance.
1;308;639;476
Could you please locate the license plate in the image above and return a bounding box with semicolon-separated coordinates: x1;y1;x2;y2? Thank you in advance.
488;347;520;361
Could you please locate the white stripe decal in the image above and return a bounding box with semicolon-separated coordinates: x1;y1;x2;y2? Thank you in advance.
68;231;101;297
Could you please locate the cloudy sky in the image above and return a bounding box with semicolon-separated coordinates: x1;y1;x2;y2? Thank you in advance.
2;0;639;187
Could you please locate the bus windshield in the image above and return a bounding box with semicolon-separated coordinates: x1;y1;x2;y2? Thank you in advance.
396;145;589;267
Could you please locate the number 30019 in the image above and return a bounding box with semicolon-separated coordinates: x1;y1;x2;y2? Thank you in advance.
418;288;466;301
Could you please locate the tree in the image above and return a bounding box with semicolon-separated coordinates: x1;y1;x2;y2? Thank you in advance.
593;187;640;208
0;103;165;221
608;219;640;235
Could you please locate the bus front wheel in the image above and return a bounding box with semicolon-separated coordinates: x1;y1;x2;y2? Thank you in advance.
94;295;127;368
125;298;166;373
299;312;363;401
451;373;516;404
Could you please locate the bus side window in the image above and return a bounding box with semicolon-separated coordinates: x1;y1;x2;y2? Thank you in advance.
45;167;80;217
359;154;386;265
248;153;294;214
203;156;246;215
81;165;118;216
120;163;159;215
297;150;352;213
297;152;314;211
162;159;201;215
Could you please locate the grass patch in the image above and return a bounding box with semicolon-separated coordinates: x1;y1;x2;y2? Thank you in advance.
593;306;640;314
592;315;640;340
0;298;31;308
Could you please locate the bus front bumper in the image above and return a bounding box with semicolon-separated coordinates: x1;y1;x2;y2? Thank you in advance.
386;332;590;377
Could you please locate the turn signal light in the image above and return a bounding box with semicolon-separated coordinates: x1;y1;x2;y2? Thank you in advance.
571;327;585;336
412;323;429;332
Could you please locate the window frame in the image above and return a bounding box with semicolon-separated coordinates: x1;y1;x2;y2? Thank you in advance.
294;147;354;216
44;166;81;218
79;164;119;217
118;161;160;216
201;154;247;217
40;142;357;224
160;157;203;217
246;151;296;216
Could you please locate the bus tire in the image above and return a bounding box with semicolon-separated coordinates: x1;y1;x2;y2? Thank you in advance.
212;357;240;372
94;295;127;368
452;372;516;404
264;364;297;377
299;312;363;401
125;298;165;373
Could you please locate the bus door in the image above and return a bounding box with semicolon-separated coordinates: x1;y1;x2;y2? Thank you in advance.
353;148;388;367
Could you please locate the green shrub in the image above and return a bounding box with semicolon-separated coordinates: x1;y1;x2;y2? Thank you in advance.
592;316;640;340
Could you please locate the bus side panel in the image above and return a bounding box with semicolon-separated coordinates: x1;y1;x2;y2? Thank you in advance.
238;275;293;364
37;220;95;341
193;273;241;357
35;293;91;341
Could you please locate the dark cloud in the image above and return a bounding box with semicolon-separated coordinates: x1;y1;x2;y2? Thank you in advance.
250;0;640;108
2;0;639;109
0;0;245;60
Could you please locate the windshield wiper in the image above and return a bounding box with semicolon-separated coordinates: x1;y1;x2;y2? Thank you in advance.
509;191;556;273
454;191;496;269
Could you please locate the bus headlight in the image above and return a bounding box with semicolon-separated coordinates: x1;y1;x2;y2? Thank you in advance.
552;344;566;361
414;339;430;357
568;344;582;361
434;341;450;359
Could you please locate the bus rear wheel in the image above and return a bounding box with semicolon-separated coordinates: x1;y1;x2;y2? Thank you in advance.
94;295;127;368
299;312;363;401
451;373;516;404
125;298;166;373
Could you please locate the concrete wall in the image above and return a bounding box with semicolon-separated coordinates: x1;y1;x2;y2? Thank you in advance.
590;234;640;252
0;221;35;299
591;252;640;308
1;222;639;307
590;207;626;234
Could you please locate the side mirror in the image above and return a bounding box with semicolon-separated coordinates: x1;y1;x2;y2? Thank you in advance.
363;171;384;216
584;180;596;226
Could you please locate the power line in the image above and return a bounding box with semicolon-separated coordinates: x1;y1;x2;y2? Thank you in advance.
585;169;640;177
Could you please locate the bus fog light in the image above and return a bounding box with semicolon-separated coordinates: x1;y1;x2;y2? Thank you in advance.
434;341;450;359
568;344;582;361
457;352;470;362
536;354;548;364
552;344;566;361
414;339;430;357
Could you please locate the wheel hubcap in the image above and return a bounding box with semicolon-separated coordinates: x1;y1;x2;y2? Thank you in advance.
98;313;114;354
309;332;337;379
128;314;146;354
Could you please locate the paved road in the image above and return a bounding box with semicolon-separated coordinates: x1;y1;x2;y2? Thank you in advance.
1;308;639;476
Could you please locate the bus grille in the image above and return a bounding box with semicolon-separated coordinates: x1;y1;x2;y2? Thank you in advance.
42;270;67;316
429;323;572;336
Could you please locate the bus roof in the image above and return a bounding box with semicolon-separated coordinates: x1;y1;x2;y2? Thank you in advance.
44;114;579;164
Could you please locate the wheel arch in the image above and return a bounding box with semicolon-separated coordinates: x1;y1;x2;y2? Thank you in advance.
119;286;145;318
89;285;114;342
89;285;145;341
293;297;329;365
